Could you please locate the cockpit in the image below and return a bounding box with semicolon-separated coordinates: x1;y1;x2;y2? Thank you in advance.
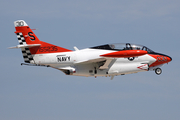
90;43;154;53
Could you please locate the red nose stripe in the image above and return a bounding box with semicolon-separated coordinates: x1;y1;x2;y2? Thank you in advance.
149;54;171;67
100;50;147;58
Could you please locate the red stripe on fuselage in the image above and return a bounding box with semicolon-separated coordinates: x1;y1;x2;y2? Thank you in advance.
100;50;147;58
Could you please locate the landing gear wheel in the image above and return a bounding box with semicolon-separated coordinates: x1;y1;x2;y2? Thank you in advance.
155;68;162;75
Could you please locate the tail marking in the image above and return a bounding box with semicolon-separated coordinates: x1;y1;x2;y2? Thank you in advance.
17;33;26;45
11;20;73;63
16;32;34;63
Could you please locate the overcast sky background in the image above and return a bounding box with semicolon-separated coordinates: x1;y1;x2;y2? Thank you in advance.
1;0;180;120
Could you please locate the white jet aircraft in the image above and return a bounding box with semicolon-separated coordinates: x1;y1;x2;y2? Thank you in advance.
10;20;172;79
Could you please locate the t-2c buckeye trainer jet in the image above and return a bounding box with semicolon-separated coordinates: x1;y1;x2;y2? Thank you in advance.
10;20;172;80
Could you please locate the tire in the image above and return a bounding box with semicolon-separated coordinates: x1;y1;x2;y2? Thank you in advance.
155;68;162;75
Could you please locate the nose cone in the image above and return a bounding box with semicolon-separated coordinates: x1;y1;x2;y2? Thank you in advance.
152;52;172;62
149;52;172;67
166;55;172;62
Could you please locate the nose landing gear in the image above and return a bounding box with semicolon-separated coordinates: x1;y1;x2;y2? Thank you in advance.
155;68;162;75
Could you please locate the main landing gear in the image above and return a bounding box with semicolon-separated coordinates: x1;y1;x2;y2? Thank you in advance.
155;68;162;75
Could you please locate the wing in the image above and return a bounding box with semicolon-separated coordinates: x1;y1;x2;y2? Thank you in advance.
73;50;147;69
75;57;116;70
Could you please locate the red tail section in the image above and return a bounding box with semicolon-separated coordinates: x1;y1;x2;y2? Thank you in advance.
14;20;72;55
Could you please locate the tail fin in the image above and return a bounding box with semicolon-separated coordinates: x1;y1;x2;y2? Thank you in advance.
13;20;72;63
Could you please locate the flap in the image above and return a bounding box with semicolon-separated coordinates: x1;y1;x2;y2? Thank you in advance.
58;66;76;71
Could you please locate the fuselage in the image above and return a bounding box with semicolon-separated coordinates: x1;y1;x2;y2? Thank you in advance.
32;46;171;77
12;20;172;79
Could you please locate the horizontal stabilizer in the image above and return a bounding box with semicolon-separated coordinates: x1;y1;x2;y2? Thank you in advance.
9;44;41;49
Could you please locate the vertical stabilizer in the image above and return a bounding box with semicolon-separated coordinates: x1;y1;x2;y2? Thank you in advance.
14;20;72;63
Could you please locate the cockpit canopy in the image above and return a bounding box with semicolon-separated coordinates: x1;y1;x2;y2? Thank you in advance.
91;43;154;53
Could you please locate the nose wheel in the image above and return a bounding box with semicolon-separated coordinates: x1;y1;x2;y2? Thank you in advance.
155;68;162;75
